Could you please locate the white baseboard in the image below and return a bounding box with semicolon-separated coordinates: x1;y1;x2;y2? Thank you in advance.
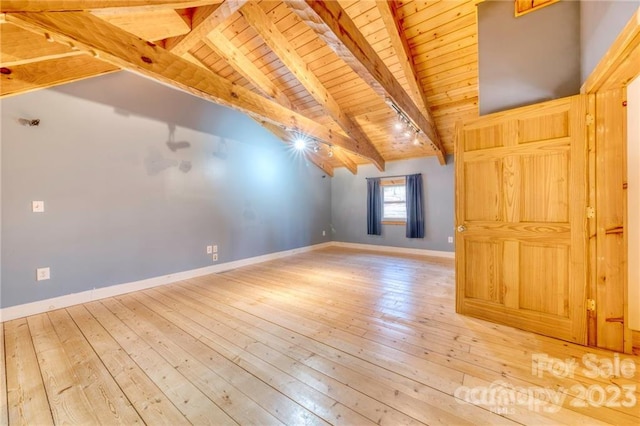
0;242;333;323
331;241;456;259
0;241;453;322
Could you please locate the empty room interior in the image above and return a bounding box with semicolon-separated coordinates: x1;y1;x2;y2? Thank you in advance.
1;0;640;424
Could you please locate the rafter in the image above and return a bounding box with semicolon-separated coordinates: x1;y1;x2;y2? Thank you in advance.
4;10;384;169
330;147;357;175
284;0;446;165
1;50;85;67
0;1;221;12
203;28;293;109
258;120;334;177
2;22;78;64
0;54;118;98
164;0;245;56
240;2;383;171
376;1;431;118
92;8;191;41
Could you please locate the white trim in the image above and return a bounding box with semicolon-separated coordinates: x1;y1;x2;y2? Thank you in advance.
331;241;455;259
0;240;454;322
0;242;333;323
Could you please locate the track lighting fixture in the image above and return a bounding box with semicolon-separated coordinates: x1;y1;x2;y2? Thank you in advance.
291;133;336;159
386;97;424;146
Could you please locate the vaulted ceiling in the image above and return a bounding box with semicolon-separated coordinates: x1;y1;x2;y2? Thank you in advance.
0;1;480;175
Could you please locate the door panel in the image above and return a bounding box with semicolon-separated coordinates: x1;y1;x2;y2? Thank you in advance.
518;110;569;142
455;96;588;344
464;239;502;303
519;242;569;316
520;152;569;222
464;161;501;221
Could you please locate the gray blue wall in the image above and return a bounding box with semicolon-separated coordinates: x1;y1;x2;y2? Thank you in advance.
330;156;455;252
580;0;639;83
478;0;581;115
0;71;331;308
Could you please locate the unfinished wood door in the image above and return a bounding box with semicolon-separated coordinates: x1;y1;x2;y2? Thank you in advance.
455;96;589;344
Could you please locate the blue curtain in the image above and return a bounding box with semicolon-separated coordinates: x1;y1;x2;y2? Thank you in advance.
406;174;424;238
367;178;382;235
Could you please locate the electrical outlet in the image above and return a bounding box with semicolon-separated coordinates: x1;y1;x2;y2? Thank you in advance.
322;230;326;236
207;245;213;254
32;201;45;213
36;267;50;281
448;236;454;243
213;245;218;253
212;253;218;262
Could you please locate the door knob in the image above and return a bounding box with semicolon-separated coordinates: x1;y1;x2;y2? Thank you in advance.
457;225;466;233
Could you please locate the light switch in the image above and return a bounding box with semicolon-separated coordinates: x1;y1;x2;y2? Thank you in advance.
32;201;45;213
36;267;50;281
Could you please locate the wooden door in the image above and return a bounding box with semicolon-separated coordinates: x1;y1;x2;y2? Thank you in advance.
455;96;589;344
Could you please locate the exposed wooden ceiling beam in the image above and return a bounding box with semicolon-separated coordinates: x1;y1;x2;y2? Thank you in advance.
330;147;357;175
203;28;293;110
0;54;119;98
2;22;79;64
240;2;383;171
92;8;191;41
182;51;209;69
284;0;447;165
4;10;384;168
376;1;431;117
1;50;85;67
258;120;334;177
0;1;221;12
164;0;245;55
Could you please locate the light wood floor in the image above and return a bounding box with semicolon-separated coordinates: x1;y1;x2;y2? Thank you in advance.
1;247;639;425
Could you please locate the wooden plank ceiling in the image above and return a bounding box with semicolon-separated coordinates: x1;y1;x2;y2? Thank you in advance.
0;0;479;174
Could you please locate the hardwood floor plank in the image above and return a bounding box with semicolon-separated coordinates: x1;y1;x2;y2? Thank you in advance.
106;295;301;426
46;309;143;424
26;313;98;424
181;251;640;424
228;263;638;393
146;285;506;425
3;319;53;426
184;277;466;392
65;304;188;425
165;276;594;425
115;292;361;425
1;248;639;425
134;290;428;426
85;300;235;425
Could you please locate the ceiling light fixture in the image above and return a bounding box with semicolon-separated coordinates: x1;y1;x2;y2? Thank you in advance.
413;132;421;146
291;133;337;159
386;97;423;145
294;137;307;150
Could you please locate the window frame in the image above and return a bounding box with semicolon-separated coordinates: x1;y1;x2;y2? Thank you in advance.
380;177;407;225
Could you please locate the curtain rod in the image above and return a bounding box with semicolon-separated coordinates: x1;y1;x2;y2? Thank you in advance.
365;173;421;180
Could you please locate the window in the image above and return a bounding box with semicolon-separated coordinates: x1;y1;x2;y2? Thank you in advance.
381;178;406;224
